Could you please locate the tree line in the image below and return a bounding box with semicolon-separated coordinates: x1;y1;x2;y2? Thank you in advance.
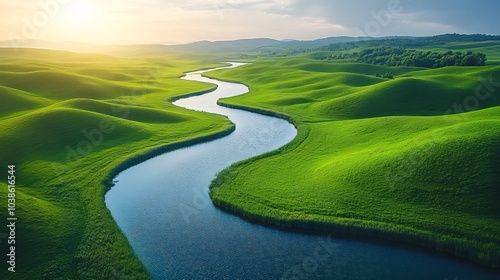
328;47;487;68
317;34;500;52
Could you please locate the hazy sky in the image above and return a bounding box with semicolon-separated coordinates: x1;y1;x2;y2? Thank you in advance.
1;0;499;45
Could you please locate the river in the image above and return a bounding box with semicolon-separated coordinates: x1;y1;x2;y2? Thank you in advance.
105;63;500;279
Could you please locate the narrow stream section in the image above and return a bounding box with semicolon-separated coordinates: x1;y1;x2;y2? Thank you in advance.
106;63;499;280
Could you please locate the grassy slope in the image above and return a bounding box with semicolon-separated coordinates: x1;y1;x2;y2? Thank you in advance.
0;48;231;279
207;57;500;267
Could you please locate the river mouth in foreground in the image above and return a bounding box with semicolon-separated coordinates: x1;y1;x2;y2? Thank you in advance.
105;63;500;280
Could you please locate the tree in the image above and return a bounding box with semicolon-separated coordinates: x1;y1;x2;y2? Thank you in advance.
330;46;488;69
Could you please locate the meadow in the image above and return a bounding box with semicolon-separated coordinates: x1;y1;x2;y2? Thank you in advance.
1;39;499;279
208;44;500;267
0;48;229;279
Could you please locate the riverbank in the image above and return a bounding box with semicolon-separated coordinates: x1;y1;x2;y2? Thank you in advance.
106;64;301;279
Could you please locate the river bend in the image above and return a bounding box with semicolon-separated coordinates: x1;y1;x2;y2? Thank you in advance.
106;63;499;280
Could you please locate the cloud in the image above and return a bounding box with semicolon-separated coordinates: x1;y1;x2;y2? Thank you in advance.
0;0;498;44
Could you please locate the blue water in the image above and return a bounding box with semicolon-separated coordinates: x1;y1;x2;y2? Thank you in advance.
105;63;500;280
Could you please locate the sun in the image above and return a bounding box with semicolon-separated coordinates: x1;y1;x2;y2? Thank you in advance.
51;1;111;44
62;2;100;26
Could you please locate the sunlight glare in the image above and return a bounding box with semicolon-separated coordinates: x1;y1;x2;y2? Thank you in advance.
63;2;100;26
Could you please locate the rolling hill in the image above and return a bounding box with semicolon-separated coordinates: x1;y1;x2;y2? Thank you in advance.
0;48;232;279
207;55;500;267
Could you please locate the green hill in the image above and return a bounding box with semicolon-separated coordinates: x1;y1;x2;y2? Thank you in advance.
2;43;499;279
0;48;230;279
207;57;500;267
62;99;191;123
0;85;51;117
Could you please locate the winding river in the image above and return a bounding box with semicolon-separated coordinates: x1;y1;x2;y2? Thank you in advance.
105;63;500;279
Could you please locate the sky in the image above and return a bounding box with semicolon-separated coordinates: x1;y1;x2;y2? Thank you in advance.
1;0;499;45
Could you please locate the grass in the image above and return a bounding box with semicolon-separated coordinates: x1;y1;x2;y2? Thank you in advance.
0;48;231;279
1;41;499;278
207;56;500;267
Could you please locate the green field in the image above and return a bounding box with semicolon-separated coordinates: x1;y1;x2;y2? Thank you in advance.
0;48;230;279
1;40;500;279
208;53;500;267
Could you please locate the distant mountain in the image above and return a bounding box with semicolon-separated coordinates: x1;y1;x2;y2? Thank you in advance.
0;39;102;52
168;37;384;53
0;39;176;57
2;34;498;56
2;37;368;55
169;38;281;53
158;41;180;46
317;34;500;51
173;37;382;53
273;36;377;50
